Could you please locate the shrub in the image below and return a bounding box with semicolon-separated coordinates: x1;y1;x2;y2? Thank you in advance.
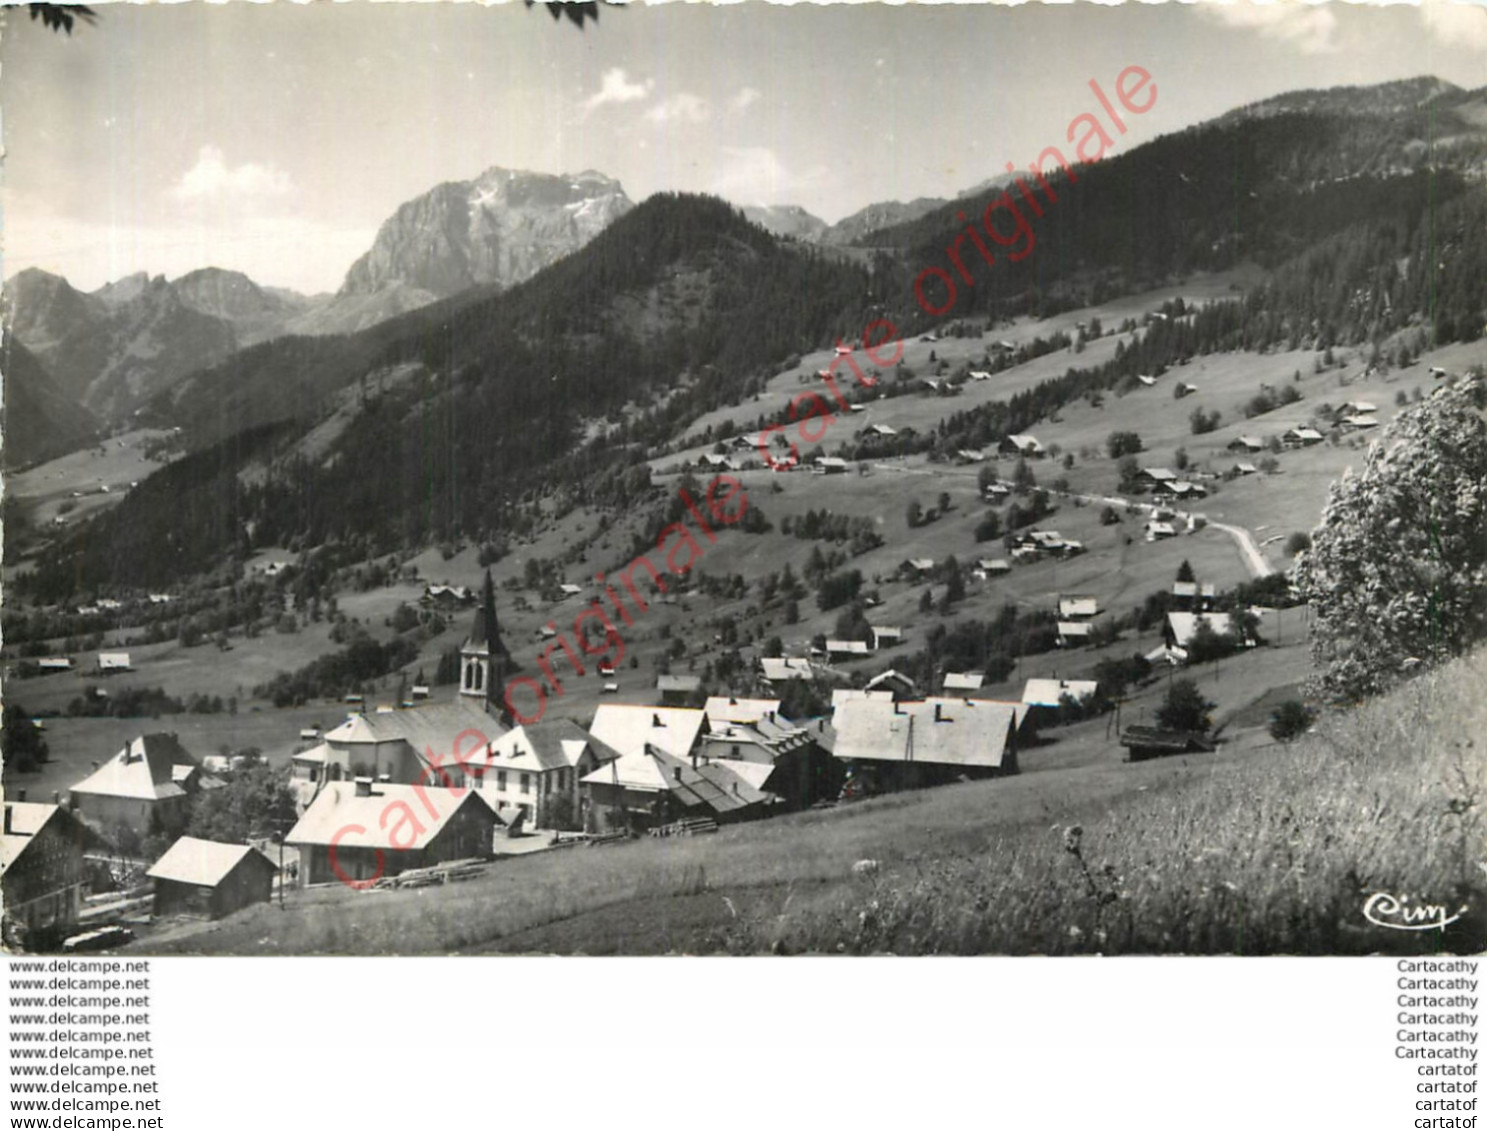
1268;699;1315;742
1157;678;1215;732
1107;431;1143;459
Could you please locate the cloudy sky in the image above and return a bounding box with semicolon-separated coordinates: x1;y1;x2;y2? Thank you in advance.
4;0;1485;295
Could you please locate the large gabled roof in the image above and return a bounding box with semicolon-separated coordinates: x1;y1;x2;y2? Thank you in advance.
70;734;193;802
589;705;708;761
579;746;776;813
1021;679;1099;708
830;699;1016;770
478;719;620;775
286;782;490;850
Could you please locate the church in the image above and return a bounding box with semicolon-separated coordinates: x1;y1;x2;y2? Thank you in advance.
290;572;514;805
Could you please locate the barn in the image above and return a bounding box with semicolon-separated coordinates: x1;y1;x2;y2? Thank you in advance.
147;837;279;920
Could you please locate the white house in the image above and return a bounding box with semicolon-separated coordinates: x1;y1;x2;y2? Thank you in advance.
97;652;132;673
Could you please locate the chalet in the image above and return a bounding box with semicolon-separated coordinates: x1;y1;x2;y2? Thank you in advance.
1338;414;1379;432
1232;461;1259;476
1339;401;1377;417
1175;382;1199;397
1057;621;1094;646
1281;426;1324;448
558;583;584;598
1154;480;1207;500
590;704;709;764
826;639;871;660
1145;643;1189;667
69;734;198;835
581;747;780;832
1137;374;1157;387
536;624;558;640
261;561;289;578
1171;581;1217;611
870;626;904;651
698;452;734;470
423;584;474;608
983;482;1011;500
903;557;937;577
1058;595;1099;620
992;340;1016;353
831;688;893;711
460;719;620;828
866;423;898;438
36;657;74;672
759;656;814;683
864;669;919;700
1000;434;1045;458
831;698;1019;793
286;781;496;887
1139;467;1178;487
1;801;91;947
96;652;132;673
1164;611;1240;651
656;674;703;706
1145;521;1178;541
704;696;782;728
1010;545;1042;563
814;456;850;475
1021;678;1100;719
956;449;986;463
1119;726;1217;763
942;672;985;693
299;727;321;742
1227;436;1265;453
411;685;431;700
147;837;278;920
148;593;174;605
969;371;992;382
975;558;1011;578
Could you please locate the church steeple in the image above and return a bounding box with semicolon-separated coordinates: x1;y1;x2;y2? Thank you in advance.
460;570;511;723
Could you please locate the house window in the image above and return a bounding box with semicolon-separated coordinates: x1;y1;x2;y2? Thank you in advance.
497;770;507;791
520;773;531;794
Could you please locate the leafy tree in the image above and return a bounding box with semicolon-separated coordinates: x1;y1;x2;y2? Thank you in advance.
1;705;49;774
1107;431;1143;458
186;757;297;845
1295;377;1487;701
1156;678;1215;733
974;512;1002;543
943;557;965;604
1268;700;1315;742
1284;532;1312;557
905;500;923;529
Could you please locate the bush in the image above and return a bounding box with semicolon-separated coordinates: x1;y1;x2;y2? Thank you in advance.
1268;699;1315;742
1284;532;1312;557
1295;376;1487;701
1107;431;1143;458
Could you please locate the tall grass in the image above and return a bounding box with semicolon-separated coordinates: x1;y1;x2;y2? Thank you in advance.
144;649;1487;956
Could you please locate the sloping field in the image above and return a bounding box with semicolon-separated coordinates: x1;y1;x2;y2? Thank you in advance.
138;644;1487;957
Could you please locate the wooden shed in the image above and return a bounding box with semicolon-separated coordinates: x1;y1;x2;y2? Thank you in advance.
147;837;278;920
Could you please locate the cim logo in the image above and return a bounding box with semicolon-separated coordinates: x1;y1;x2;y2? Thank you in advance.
1363;891;1468;932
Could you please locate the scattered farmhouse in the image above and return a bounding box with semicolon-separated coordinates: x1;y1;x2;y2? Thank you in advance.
147;837;278;920
96;652;132;673
759;656;814;683
1058;595;1099;620
831;688;895;711
286;780;497;888
36;657;74;672
1;800;91;946
1282;426;1324;448
703;697;782;728
1163;611;1239;651
1057;621;1094;647
974;558;1011;579
999;434;1045;458
1171;581;1218;611
865;669;919;700
1021;678;1100;721
826;639;871;660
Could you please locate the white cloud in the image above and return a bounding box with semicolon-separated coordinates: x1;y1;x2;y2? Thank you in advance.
169;146;293;203
1197;1;1340;56
644;93;711;125
730;87;762;113
708;146;835;208
583;67;654;115
1422;0;1487;51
